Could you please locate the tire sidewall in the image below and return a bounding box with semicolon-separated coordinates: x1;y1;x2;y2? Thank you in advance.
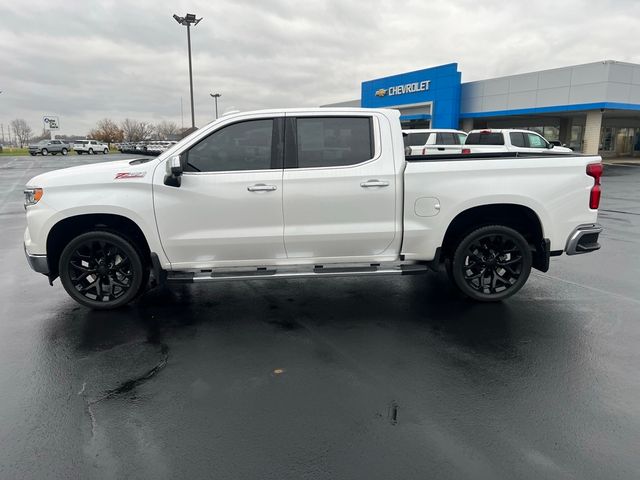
59;231;144;309
451;225;532;302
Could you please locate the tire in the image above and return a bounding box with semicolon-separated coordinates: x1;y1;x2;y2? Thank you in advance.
89;148;94;155
61;148;68;155
30;152;35;156
449;225;532;302
103;148;108;154
77;151;83;155
52;152;57;156
59;231;146;310
41;148;49;156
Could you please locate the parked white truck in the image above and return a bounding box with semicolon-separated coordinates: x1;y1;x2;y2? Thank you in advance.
463;129;573;155
24;108;603;309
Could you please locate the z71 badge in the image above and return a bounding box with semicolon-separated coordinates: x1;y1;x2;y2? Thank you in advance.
115;172;146;179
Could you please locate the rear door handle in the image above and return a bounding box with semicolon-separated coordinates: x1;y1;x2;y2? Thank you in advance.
360;180;390;188
247;184;277;192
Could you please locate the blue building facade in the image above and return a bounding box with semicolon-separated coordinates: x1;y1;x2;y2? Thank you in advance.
326;60;640;155
361;63;462;129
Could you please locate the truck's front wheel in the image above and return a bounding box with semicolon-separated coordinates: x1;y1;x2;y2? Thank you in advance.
449;225;532;302
59;231;145;309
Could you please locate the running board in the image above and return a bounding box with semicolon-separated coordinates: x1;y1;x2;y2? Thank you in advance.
167;263;429;284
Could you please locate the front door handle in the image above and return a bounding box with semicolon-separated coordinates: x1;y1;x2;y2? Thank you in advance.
360;179;390;188
247;183;277;192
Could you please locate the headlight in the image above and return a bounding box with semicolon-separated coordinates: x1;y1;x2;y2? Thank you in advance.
24;188;43;208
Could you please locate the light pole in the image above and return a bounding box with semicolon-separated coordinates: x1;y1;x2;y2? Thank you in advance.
173;13;202;129
210;93;221;119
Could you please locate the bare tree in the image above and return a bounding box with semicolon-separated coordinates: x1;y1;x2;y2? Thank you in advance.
88;118;123;146
155;120;180;140
10;119;33;147
120;119;155;142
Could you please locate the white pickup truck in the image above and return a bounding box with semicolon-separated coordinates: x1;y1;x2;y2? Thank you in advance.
463;129;573;155
24;108;603;309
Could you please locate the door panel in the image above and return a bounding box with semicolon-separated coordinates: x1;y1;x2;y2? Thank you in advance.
153;170;285;267
153;115;286;268
282;115;397;259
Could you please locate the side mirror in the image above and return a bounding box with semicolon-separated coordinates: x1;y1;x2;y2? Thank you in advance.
547;142;554;149
164;155;183;187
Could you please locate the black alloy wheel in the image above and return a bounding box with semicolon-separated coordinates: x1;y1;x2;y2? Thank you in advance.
59;231;145;309
450;225;532;301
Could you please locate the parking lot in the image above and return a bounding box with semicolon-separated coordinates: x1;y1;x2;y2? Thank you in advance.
1;154;639;479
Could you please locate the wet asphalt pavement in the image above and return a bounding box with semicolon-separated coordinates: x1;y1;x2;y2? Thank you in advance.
0;155;639;479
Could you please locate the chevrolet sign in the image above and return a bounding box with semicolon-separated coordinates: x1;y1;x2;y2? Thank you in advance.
374;80;430;98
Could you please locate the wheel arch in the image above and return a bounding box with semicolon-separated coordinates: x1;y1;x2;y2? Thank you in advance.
46;213;151;280
440;203;548;271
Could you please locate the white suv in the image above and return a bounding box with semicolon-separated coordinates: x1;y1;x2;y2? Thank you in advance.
73;140;109;155
463;129;573;155
403;129;468;156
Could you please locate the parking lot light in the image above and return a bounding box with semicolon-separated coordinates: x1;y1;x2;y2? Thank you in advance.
210;93;221;119
173;12;203;129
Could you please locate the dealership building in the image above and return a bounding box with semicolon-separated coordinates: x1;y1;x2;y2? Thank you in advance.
325;60;640;156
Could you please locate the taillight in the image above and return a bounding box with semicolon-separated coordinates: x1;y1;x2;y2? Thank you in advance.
462;148;471;154
586;163;603;210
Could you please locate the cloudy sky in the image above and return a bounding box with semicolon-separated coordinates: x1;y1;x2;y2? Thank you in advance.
1;0;639;135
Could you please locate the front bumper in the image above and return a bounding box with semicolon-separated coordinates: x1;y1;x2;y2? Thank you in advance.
24;244;49;274
565;224;603;255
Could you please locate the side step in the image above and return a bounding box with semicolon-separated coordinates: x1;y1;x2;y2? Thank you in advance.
167;263;429;284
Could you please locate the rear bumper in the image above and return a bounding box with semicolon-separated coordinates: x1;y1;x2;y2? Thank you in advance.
24;244;49;274
565;224;603;255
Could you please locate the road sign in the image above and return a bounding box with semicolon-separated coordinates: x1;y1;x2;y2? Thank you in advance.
43;116;60;130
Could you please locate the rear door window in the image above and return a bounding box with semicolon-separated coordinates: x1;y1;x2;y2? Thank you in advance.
510;132;526;147
295;117;373;168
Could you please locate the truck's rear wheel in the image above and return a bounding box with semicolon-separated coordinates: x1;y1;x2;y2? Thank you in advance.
59;231;145;309
449;225;532;302
88;148;94;155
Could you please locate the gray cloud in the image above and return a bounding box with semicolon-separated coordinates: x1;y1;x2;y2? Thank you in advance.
0;0;638;135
